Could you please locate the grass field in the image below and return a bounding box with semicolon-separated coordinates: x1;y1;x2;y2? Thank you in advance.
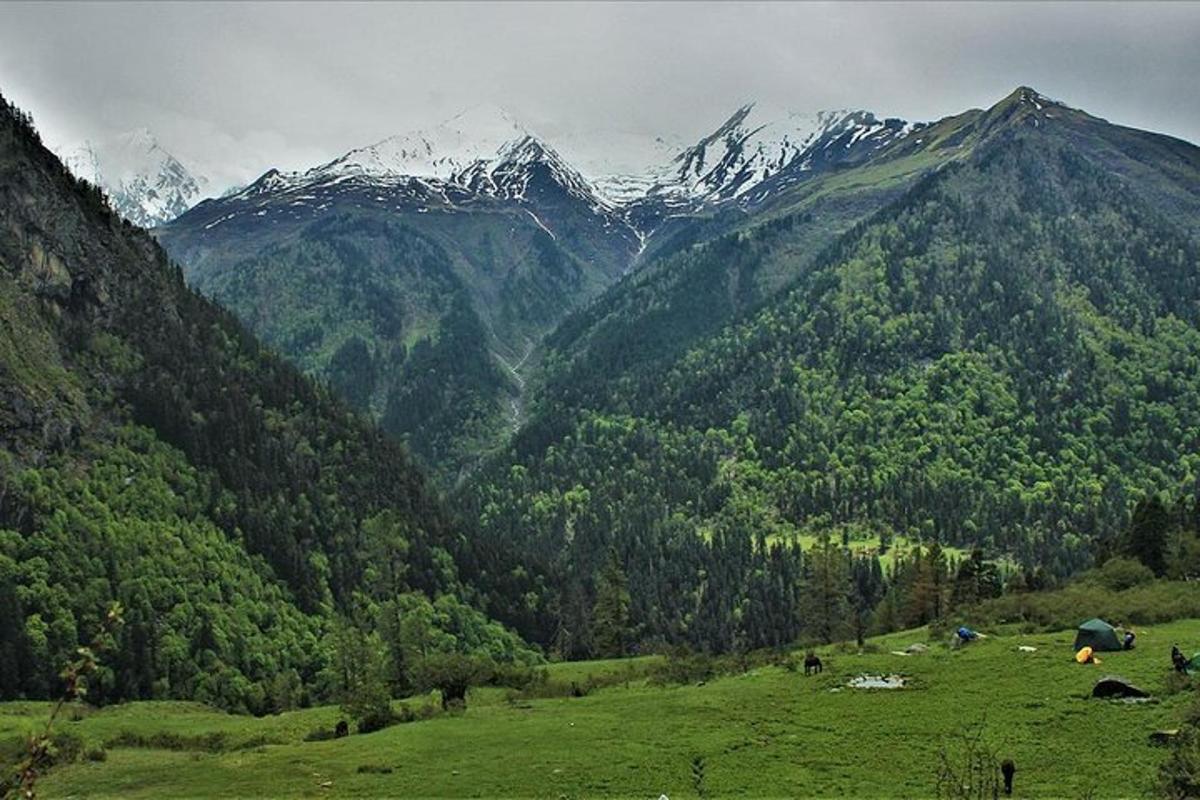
5;622;1197;799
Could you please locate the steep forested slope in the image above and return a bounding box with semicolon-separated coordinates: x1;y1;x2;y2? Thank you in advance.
0;94;528;711
157;135;639;483
459;88;1200;655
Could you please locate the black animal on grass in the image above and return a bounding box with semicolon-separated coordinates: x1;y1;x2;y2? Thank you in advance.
804;653;823;676
335;720;349;738
1000;759;1016;796
1172;645;1188;673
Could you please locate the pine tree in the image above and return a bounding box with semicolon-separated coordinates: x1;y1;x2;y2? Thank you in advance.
906;543;949;627
1125;495;1170;576
805;535;852;644
850;556;886;645
591;551;632;659
950;548;1002;609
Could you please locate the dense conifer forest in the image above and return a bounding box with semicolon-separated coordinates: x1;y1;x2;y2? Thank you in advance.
0;93;535;714
3;83;1200;720
457;91;1200;658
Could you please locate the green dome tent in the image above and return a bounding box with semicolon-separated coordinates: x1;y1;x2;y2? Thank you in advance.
1074;619;1122;652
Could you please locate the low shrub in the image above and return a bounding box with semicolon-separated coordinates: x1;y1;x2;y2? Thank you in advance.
105;730;277;752
649;649;718;686
304;727;337;742
505;663;646;701
357;763;394;774
355;711;395;735
490;664;548;691
928;619;956;642
46;732;85;766
84;746;107;762
1094;557;1155;592
1157;728;1200;799
968;580;1200;631
1164;671;1194;696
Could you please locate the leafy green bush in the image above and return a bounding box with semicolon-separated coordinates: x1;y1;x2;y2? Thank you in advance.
408;652;496;710
650;649;719;686
356;710;395;735
490;663;548;691
1164;671;1194;696
45;732;85;766
104;730;277;752
968;580;1200;631
1094;558;1156;592
356;764;394;775
1157;729;1200;799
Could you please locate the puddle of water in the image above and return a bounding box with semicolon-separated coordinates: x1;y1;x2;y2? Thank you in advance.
848;674;907;689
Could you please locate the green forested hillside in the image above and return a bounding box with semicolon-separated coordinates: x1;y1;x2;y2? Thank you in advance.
0;94;531;713
460;88;1200;656
157;172;634;483
178;212;510;479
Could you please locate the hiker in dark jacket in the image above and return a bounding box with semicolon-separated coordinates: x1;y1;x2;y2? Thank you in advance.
1172;645;1188;673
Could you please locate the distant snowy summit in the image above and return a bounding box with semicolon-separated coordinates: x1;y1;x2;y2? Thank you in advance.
221;101;915;216
643;103;914;205
62;129;209;228
229;104;614;216
62;104;918;230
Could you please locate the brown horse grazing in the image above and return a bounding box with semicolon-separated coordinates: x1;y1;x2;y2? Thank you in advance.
804;653;823;675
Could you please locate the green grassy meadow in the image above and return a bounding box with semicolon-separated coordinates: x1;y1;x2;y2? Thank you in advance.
5;622;1197;798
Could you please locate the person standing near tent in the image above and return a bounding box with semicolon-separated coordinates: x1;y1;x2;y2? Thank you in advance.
1172;645;1187;673
1123;630;1136;650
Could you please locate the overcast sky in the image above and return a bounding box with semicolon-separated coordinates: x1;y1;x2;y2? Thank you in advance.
3;1;1199;191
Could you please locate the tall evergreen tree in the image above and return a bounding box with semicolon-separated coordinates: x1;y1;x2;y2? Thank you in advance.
591;551;632;658
805;535;852;644
950;548;1002;609
1126;496;1170;576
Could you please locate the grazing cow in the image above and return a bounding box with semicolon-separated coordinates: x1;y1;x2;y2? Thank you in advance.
335;720;349;738
804;653;823;676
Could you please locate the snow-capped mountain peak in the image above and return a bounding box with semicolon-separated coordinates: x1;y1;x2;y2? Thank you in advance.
309;104;530;182
239;105;617;215
61;129;208;228
650;101;903;203
187;100;920;245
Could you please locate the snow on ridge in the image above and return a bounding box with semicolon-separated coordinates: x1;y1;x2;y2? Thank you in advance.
309;104;530;182
630;102;909;204
218;101;922;218
61;129;209;227
256;106;620;215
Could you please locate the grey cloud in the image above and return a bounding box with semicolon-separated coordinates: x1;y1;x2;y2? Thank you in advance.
2;1;1198;191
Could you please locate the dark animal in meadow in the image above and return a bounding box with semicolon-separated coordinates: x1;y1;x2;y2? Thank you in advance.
335;720;349;738
1172;645;1188;673
1000;760;1015;796
804;653;823;676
